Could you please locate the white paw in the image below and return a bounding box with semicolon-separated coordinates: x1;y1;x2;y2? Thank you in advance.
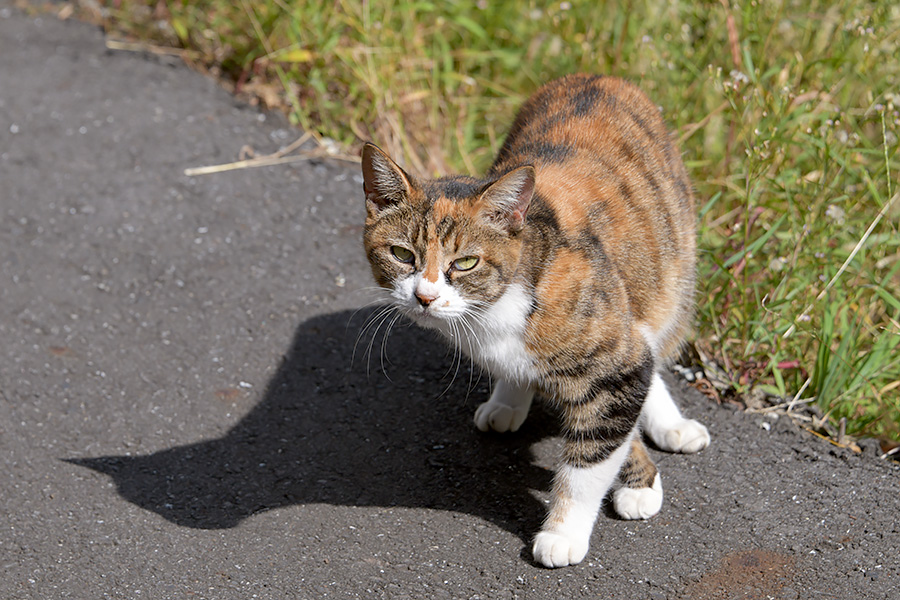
659;418;710;454
613;473;663;520
532;531;589;568
473;400;528;433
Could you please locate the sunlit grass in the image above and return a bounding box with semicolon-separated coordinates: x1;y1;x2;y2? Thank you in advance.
82;0;900;441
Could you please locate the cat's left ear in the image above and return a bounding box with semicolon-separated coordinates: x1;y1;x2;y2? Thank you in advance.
361;143;414;212
478;166;536;233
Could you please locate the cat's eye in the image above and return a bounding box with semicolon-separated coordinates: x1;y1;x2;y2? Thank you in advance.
390;245;415;263
452;256;479;271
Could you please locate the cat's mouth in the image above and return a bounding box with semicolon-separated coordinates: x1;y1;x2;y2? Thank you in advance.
410;306;440;321
404;304;450;326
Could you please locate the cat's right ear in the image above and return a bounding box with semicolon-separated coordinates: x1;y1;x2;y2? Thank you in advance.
477;165;536;234
361;143;413;212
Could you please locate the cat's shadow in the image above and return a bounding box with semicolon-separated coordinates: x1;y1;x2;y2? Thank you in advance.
68;307;554;543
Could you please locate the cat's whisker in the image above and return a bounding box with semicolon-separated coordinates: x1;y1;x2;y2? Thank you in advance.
457;313;486;361
346;288;394;328
377;312;404;379
348;292;394;321
457;314;486;402
352;303;393;346
352;303;398;368
359;306;400;379
436;319;467;400
462;302;491;325
361;314;392;379
364;309;394;379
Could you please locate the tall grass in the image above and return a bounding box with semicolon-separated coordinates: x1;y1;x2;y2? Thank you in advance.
88;0;900;441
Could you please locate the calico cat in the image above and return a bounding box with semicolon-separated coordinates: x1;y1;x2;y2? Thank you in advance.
361;73;710;568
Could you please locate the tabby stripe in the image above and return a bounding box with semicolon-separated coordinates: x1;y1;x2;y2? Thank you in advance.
617;138;677;246
425;176;483;200
564;408;637;441
618;439;659;489
518;141;575;164
558;351;653;466
481;257;506;282
673;176;693;212
623;106;661;147
570;84;606;118
544;337;618;379
437;216;457;247
563;437;632;468
525;196;563;238
569;350;653;407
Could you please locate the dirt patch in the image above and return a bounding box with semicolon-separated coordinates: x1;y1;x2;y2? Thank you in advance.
682;549;796;599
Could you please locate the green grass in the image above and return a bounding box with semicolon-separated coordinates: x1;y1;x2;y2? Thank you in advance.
80;0;900;441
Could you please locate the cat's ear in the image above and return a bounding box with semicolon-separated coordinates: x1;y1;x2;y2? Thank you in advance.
361;143;414;212
477;166;535;233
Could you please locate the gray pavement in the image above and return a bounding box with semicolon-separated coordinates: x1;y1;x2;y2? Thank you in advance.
1;5;898;599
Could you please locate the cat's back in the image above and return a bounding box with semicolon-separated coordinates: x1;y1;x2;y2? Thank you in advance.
494;74;696;361
492;74;692;225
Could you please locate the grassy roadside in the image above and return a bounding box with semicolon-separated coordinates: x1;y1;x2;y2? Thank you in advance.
43;0;899;443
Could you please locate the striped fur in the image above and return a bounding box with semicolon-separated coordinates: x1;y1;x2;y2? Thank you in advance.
362;74;707;567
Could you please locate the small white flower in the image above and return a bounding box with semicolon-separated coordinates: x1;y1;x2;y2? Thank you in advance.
768;256;786;272
825;204;846;225
730;70;749;84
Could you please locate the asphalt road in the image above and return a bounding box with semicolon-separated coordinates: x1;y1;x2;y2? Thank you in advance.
1;5;898;599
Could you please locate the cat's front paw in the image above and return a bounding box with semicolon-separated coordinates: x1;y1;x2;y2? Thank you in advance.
532;531;589;568
473;400;529;433
613;473;663;520
659;418;710;454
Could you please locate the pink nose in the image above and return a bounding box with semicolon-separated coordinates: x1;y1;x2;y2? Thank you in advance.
415;291;438;307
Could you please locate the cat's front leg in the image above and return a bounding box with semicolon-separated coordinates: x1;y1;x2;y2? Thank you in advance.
473;379;534;433
533;355;652;568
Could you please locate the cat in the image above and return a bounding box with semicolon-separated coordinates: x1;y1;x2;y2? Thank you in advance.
360;73;710;568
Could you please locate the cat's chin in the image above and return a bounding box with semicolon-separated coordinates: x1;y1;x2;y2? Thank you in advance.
405;309;443;327
401;306;454;330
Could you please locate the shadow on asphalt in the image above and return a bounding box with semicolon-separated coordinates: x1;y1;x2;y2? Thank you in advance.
68;307;554;543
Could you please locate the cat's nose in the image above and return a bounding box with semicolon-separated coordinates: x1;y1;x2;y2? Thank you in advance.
415;290;438;307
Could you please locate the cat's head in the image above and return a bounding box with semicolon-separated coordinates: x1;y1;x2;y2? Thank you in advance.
361;143;535;327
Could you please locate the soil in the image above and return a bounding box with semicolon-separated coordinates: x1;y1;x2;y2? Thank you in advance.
1;4;898;599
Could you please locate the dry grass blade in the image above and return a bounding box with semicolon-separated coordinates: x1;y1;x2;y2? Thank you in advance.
679;100;730;145
783;190;900;339
106;39;193;58
184;154;313;176
184;132;359;176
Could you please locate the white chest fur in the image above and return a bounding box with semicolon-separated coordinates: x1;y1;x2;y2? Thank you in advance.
448;283;538;384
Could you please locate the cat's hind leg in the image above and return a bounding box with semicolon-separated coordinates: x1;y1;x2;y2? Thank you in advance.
474;379;534;433
641;372;710;453
612;438;663;520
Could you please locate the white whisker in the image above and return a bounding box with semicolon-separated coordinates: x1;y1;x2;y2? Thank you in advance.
437;319;465;400
378;312;404;379
352;303;398;368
